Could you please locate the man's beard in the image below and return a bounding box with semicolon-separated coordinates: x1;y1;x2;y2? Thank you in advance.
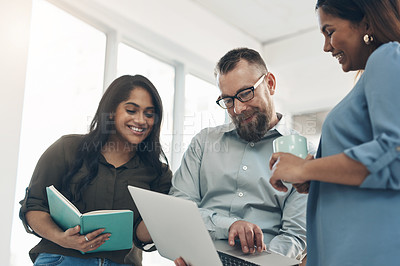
232;109;270;142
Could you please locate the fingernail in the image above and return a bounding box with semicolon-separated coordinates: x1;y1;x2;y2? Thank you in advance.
230;240;235;246
244;246;249;253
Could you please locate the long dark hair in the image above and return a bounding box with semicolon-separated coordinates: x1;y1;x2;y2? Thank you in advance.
62;75;168;203
316;0;400;48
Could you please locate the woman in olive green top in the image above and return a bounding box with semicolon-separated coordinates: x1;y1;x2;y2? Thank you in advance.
19;75;172;265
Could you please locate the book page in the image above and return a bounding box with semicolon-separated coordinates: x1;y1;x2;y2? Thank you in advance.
48;185;81;216
84;209;132;216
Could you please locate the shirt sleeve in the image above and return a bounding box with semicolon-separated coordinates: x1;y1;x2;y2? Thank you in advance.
19;136;70;234
268;188;307;260
344;43;400;190
169;131;237;239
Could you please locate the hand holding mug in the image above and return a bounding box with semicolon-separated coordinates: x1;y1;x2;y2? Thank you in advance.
270;135;309;192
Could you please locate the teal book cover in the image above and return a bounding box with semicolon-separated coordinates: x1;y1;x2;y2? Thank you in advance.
46;185;133;253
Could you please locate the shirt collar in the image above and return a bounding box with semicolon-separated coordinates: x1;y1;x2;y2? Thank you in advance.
270;113;293;137
99;153;140;169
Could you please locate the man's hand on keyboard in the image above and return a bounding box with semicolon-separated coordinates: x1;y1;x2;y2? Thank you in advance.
228;220;266;254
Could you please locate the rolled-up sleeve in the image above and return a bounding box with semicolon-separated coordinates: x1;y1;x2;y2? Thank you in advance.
344;43;400;190
19;136;70;233
345;134;400;189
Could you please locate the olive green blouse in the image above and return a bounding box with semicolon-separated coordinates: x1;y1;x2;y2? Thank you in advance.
19;134;172;265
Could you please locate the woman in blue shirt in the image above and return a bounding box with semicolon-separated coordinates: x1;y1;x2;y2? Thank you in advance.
269;0;400;265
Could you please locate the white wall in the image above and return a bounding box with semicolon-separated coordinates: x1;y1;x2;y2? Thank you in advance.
0;0;32;264
263;28;356;114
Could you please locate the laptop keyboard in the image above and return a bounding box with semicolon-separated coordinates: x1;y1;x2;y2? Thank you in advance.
217;251;260;266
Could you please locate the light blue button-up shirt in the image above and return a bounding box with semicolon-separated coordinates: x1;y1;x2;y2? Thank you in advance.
307;42;400;266
170;115;313;259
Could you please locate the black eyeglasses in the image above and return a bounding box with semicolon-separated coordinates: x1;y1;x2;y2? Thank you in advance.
216;74;266;109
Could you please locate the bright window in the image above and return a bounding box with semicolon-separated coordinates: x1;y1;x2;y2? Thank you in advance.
182;74;227;150
10;0;106;265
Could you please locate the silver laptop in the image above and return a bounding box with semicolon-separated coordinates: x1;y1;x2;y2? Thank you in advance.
128;186;300;266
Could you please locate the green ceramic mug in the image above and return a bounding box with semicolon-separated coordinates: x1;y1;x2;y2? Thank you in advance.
272;135;308;159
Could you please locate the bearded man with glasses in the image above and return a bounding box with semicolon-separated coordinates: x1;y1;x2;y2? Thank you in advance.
216;71;274;143
170;48;313;265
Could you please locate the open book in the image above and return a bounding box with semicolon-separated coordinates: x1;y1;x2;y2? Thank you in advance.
46;185;133;253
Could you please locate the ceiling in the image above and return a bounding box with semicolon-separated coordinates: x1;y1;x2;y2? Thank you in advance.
191;0;319;44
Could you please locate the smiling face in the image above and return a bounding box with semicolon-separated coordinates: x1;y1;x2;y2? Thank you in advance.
218;60;278;142
317;8;371;72
111;87;155;149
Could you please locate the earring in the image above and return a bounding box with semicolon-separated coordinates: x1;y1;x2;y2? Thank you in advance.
363;34;374;45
